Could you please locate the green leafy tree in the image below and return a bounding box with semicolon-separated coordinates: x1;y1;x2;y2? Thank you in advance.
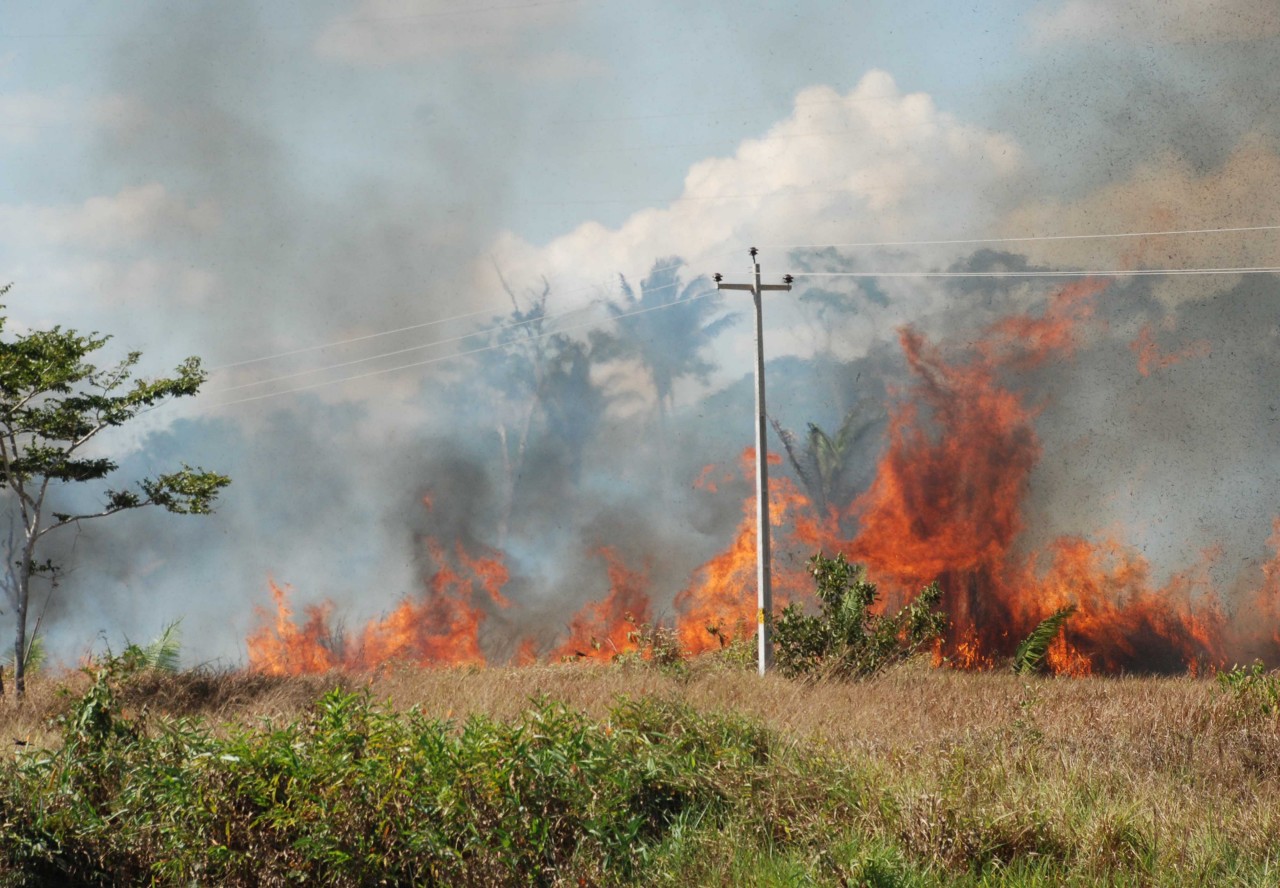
0;292;229;696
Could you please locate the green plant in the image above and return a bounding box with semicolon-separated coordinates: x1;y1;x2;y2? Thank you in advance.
1216;661;1280;718
773;553;946;679
132;620;183;673
1012;605;1077;675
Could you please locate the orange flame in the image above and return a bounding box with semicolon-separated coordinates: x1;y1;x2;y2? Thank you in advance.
246;580;341;675
673;448;833;654
249;278;1280;677
551;547;652;662
247;541;509;674
838;278;1269;673
1130;324;1212;377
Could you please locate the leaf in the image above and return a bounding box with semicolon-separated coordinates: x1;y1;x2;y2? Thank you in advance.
140;620;183;672
1013;605;1077;675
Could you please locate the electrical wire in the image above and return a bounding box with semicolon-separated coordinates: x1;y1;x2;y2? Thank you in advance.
207;288;720;408
790;266;1280;279
210;298;600;394
209;277;702;395
759;223;1280;252
203;254;746;378
206;304;500;371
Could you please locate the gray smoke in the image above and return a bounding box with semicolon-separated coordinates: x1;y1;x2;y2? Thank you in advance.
14;1;1280;669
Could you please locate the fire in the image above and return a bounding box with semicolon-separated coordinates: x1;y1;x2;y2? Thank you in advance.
1129;323;1212;377
249;277;1280;677
672;448;833;654
247;541;509;674
839;277;1273;673
246;580;341;674
551;548;652;662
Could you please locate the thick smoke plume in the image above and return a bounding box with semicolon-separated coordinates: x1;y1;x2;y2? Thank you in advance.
7;1;1280;673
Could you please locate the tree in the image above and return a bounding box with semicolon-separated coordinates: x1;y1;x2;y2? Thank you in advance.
467;271;613;546
0;292;230;696
771;401;882;517
601;258;735;428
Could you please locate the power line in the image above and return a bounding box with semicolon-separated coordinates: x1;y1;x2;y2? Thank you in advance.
208;288;719;409
209;277;700;396
791;265;1280;279
761;223;1280;252
207;304;499;372
185;260;1280;409
210;296;604;394
203;257;742;377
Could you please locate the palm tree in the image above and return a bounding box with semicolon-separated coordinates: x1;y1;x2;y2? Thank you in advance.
771;401;883;516
603;257;737;429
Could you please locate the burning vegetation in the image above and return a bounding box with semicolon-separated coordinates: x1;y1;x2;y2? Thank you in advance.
248;278;1280;677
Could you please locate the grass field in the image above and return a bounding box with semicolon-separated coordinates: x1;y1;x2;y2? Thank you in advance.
0;656;1278;886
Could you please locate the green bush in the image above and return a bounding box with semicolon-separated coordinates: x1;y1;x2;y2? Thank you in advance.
1216;661;1280;719
773;553;946;679
0;655;779;886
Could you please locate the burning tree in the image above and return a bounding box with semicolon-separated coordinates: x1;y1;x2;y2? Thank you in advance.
0;292;229;696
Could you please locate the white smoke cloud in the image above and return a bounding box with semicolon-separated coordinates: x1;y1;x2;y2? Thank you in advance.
1030;0;1280;44
486;70;1023;302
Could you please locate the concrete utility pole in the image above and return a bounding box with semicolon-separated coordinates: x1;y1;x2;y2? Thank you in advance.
714;248;792;675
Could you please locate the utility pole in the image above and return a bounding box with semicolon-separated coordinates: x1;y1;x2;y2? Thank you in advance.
714;248;792;675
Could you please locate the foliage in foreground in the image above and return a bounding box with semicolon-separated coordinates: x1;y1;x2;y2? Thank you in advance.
1012;605;1077;675
773;553;946;679
1216;660;1280;718
0;653;771;886
3;651;1280;886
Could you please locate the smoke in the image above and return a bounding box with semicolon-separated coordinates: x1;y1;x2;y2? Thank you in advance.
6;0;1280;670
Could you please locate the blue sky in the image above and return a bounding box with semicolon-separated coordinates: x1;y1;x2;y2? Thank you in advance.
2;0;1279;663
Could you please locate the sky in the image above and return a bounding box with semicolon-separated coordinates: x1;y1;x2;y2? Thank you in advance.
2;0;1280;666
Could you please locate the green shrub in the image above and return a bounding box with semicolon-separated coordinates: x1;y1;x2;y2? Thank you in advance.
1216;661;1280;719
773;553;946;679
0;657;781;886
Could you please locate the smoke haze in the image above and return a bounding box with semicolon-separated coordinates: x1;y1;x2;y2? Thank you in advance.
1;1;1278;669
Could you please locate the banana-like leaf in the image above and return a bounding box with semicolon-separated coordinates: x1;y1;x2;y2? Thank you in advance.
1012;605;1077;675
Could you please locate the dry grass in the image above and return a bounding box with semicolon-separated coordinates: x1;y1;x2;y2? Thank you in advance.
2;657;1278;884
